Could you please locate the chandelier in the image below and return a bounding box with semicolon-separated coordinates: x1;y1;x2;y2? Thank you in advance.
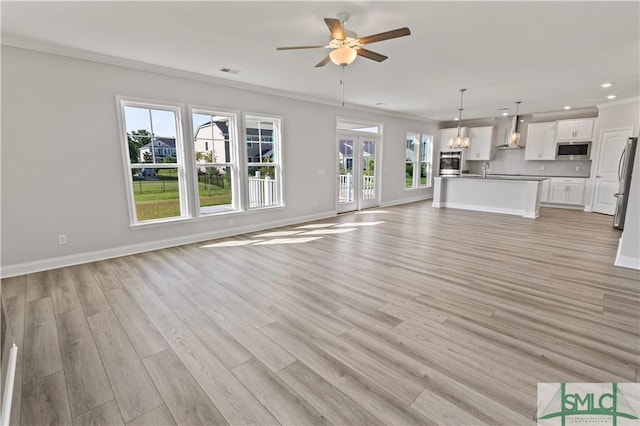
449;88;470;149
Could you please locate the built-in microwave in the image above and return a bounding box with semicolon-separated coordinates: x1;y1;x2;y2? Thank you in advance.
556;141;591;160
439;151;463;175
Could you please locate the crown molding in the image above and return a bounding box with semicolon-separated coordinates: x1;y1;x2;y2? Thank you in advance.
1;36;437;124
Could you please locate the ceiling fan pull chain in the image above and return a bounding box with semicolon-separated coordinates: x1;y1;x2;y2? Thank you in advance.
341;66;345;107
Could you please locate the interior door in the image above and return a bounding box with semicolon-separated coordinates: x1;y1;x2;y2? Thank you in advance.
337;134;380;213
593;128;633;214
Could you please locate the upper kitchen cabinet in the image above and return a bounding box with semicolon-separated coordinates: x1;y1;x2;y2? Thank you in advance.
555;118;595;142
439;127;467;152
467;126;494;161
525;121;557;160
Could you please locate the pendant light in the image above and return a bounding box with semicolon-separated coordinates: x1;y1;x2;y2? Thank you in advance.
449;89;470;149
509;101;522;147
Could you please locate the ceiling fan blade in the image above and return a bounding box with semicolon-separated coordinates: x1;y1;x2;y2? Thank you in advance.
315;55;332;67
324;18;346;40
356;48;388;62
276;45;327;51
358;27;411;45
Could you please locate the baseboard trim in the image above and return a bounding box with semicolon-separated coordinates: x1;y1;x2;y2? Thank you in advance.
615;238;640;270
0;210;336;278
380;195;432;208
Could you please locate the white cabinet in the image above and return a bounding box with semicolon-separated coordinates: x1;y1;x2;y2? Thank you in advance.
540;179;550;203
439;127;467;152
525;122;557;160
467;126;494;161
547;178;586;205
555;119;595;142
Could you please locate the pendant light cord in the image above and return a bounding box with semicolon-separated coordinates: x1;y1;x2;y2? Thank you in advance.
457;89;466;137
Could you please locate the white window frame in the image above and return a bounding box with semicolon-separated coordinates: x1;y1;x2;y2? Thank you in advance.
190;107;240;215
117;97;187;226
244;113;284;209
405;131;433;189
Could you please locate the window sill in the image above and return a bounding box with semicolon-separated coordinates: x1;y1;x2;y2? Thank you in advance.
129;204;285;230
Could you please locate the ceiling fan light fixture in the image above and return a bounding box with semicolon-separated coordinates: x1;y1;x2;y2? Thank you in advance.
330;45;357;66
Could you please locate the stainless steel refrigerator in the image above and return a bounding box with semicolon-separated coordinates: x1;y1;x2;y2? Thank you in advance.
614;137;638;229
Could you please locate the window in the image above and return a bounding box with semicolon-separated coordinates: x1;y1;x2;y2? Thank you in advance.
120;100;282;225
405;134;418;188
245;115;282;208
405;132;433;189
420;134;433;186
122;102;185;222
192;110;238;214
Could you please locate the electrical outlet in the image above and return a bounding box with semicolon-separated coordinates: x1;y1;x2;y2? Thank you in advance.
540;165;546;171
576;166;581;172
58;234;68;245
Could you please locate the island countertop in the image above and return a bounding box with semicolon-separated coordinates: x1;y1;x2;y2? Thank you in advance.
433;176;545;218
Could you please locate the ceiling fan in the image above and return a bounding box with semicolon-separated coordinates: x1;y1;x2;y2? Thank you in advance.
276;13;411;67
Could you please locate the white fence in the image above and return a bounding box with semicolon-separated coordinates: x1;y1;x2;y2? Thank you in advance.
339;173;375;202
248;175;277;208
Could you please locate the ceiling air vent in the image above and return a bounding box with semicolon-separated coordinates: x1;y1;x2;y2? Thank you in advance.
219;67;240;74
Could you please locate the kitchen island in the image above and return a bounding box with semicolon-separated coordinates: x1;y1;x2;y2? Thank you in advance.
433;175;549;218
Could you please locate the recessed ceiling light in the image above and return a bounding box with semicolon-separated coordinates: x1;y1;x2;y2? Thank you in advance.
601;82;613;88
375;102;387;106
564;106;571;110
502;111;509;116
607;94;617;99
454;117;459;121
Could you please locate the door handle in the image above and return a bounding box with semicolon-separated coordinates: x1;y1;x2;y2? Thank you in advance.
596;175;601;178
614;193;622;198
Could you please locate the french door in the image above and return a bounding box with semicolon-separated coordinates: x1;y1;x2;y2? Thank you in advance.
337;134;380;213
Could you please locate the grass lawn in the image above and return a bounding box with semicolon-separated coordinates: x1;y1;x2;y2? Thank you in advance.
132;169;231;221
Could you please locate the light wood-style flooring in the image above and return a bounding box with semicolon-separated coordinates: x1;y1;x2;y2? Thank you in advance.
2;203;639;425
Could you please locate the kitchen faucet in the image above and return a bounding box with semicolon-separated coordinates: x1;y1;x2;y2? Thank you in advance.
482;162;490;178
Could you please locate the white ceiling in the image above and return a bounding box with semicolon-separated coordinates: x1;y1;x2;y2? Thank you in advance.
2;1;639;121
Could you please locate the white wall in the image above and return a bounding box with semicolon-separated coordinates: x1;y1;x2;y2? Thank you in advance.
592;98;640;270
0;46;438;276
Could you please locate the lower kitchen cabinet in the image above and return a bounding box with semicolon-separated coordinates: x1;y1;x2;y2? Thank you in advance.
547;178;585;205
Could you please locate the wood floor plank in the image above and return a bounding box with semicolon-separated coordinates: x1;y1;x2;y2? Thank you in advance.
264;303;425;406
159;291;252;369
73;399;124;426
69;264;111;316
261;320;433;426
142;349;229;426
21;371;72;426
126;404;176;426
49;268;82;315
22;297;63;384
25;271;51;302
232;358;330;426
192;292;295;372
410;388;490;426
120;277;182;332
56;308;113;416
87;260;124;293
277;361;383;426
87;311;163;422
1;275;26;298
104;287;169;358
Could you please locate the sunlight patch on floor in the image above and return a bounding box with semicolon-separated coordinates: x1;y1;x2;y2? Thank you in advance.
334;221;385;227
252;237;323;245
